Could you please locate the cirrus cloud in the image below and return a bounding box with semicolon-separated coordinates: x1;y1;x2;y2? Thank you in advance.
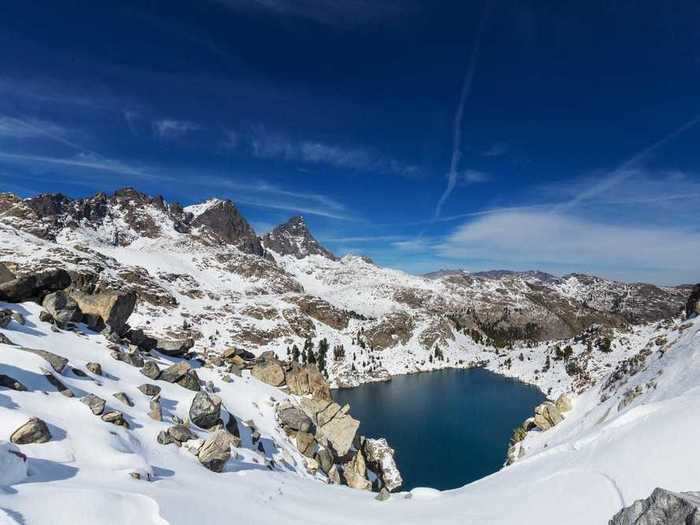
436;210;700;285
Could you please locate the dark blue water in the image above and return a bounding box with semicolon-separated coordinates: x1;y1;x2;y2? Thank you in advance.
334;368;545;490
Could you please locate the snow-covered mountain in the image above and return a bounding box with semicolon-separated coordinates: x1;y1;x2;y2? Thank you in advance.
1;187;699;523
0;188;689;393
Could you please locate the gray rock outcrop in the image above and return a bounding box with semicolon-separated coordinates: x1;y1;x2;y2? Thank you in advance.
0;262;14;284
68;289;136;333
0;269;71;303
159;361;200;391
300;398;359;457
198;430;237;472
18;347;68;373
362;437;403;492
251;359;285;387
189;392;222;429
0;374;27;391
10;417;51;444
277;403;315;433
80;393;106;415
533;401;563;431
156;338;194;357
286;363;332;400
341;449;371;491
609;487;700;525
42;291;82;325
686;284;700;319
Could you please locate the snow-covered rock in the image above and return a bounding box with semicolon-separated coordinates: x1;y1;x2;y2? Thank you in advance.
0;441;27;486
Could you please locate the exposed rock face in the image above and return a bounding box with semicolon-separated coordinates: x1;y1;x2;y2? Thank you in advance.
282;309;316;338
533;401;563;431
68;289;136;333
167;424;197;444
86;362;103;375
555;393;574;413
0;269;71;303
362;438;403;492
276;403;315;433
189;199;266;257
80;393;106;415
42;291;82;325
365;312;415;350
0;374;27;391
295;431;316;457
113;392;133;406
609;487;700;525
189;392;222;429
155;338;194;357
341;449;371;491
159;362;201;391
149;395;162;421
300;398;359;457
686;284;700;319
101;410;129;428
138;384;161;397
286;295;349;330
140;361;161;380
261;216;337;260
0;310;12;328
17;347;68;373
0;262;15;284
251;359;286;387
286;363;332;400
11;417;51;444
198;430;237;472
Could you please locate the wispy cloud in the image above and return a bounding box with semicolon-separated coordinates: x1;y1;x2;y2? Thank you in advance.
212;0;409;26
153;119;201;139
228;125;419;177
0;115;85;152
0;151;155;178
392;238;434;252
0;116;66;140
434;0;490;218
323;234;407;243
483;142;508;157
461;169;491;184
189;175;353;220
555;114;700;212
437;209;700;285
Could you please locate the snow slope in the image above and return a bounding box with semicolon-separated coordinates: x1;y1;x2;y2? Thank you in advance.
1;300;699;524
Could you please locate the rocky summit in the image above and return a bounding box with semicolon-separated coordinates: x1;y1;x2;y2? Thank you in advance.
261;216;338;260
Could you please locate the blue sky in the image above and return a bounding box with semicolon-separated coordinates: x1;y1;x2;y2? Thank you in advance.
0;0;699;284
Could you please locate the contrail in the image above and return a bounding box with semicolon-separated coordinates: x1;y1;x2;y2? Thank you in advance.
556;113;700;212
434;1;490;219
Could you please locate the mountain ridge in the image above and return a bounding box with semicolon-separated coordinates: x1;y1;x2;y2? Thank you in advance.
0;187;690;391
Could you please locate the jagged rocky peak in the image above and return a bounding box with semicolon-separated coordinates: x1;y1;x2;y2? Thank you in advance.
261;215;337;260
184;198;266;257
0;189;270;257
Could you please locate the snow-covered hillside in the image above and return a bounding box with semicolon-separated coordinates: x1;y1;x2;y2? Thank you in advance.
0;188;699;523
0;189;689;397
1;291;699;524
